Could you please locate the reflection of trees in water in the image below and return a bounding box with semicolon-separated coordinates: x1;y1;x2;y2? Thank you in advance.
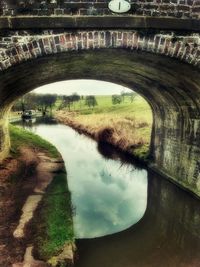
97;141;144;171
36;116;58;125
14;116;58;133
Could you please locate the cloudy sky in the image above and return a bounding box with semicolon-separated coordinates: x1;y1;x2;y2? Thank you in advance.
33;79;133;95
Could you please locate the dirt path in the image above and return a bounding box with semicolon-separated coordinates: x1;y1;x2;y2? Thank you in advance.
0;147;64;267
13;152;63;240
13;246;47;267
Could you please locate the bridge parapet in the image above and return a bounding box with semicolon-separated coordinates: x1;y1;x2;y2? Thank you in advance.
0;30;199;71
0;0;200;19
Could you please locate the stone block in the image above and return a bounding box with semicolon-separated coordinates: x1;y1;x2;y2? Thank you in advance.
177;5;190;11
192;6;200;12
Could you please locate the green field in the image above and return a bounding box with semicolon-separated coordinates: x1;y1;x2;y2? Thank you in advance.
57;94;152;121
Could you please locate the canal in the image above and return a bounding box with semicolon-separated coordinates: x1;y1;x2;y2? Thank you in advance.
15;117;200;267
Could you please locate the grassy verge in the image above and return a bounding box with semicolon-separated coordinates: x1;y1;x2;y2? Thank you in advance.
10;124;59;158
9;124;74;263
56;95;152;161
33;172;74;262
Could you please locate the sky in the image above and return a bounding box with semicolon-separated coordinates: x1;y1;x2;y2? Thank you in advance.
33;79;133;95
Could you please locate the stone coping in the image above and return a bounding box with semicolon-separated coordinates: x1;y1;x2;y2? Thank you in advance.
0;16;199;31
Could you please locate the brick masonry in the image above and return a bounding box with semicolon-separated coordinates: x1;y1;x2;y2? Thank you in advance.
0;29;200;198
0;0;200;19
0;30;200;71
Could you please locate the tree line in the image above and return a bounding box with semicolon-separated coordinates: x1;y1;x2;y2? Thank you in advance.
13;93;57;115
12;93;99;113
112;91;136;105
12;91;137;113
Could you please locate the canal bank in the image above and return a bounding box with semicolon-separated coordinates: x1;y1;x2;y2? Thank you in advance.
55;111;150;162
55;111;200;200
13;117;200;267
0;124;75;267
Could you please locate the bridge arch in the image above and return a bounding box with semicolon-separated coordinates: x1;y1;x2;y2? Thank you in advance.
0;43;200;197
0;30;199;72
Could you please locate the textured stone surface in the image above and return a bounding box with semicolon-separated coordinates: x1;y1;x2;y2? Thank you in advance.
0;107;11;161
0;30;199;71
0;16;200;30
0;0;200;19
0;45;200;196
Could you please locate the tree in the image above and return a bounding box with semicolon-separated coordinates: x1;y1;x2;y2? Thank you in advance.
85;95;98;108
59;93;81;111
121;90;126;102
35;94;57;115
120;90;137;103
62;95;73;111
130;92;137;103
112;94;122;105
71;93;80;103
45;94;57;114
12;93;39;112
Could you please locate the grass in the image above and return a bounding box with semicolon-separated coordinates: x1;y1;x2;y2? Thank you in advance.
10;124;59;158
9;124;74;262
59;95;152;119
56;95;152;160
33;172;74;261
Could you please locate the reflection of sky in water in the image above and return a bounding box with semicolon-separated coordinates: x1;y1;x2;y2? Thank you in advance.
26;123;147;238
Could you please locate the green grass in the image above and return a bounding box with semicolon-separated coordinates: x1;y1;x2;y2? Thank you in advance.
131;144;150;161
9;124;74;261
34;172;74;261
59;95;152;122
10;124;59;158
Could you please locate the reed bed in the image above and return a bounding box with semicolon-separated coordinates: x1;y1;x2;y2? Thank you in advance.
55;110;152;160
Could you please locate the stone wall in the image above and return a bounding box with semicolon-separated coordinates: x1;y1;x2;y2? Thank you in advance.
0;45;200;197
131;0;200;19
0;30;200;71
0;0;200;19
0;107;11;161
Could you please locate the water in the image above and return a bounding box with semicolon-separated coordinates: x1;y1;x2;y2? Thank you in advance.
15;118;200;267
15;118;147;238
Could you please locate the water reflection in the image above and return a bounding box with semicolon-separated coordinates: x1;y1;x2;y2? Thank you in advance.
75;171;200;267
15;118;148;238
14;118;200;266
97;141;145;167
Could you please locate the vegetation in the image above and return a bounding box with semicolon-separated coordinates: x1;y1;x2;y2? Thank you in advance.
10;124;59;158
112;94;122;105
56;94;152;160
12;93;57;115
59;93;81;111
12;91;152;160
85;95;98;108
9;124;74;263
33;172;74;262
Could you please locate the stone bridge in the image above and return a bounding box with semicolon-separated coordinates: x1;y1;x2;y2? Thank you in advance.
0;6;200;197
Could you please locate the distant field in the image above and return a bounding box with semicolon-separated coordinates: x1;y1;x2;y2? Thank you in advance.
56;94;153;160
57;95;152;122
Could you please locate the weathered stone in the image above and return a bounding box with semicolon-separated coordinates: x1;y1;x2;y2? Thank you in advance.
0;38;200;197
0;0;199;18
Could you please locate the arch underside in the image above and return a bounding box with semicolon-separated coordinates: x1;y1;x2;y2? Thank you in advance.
0;48;200;196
